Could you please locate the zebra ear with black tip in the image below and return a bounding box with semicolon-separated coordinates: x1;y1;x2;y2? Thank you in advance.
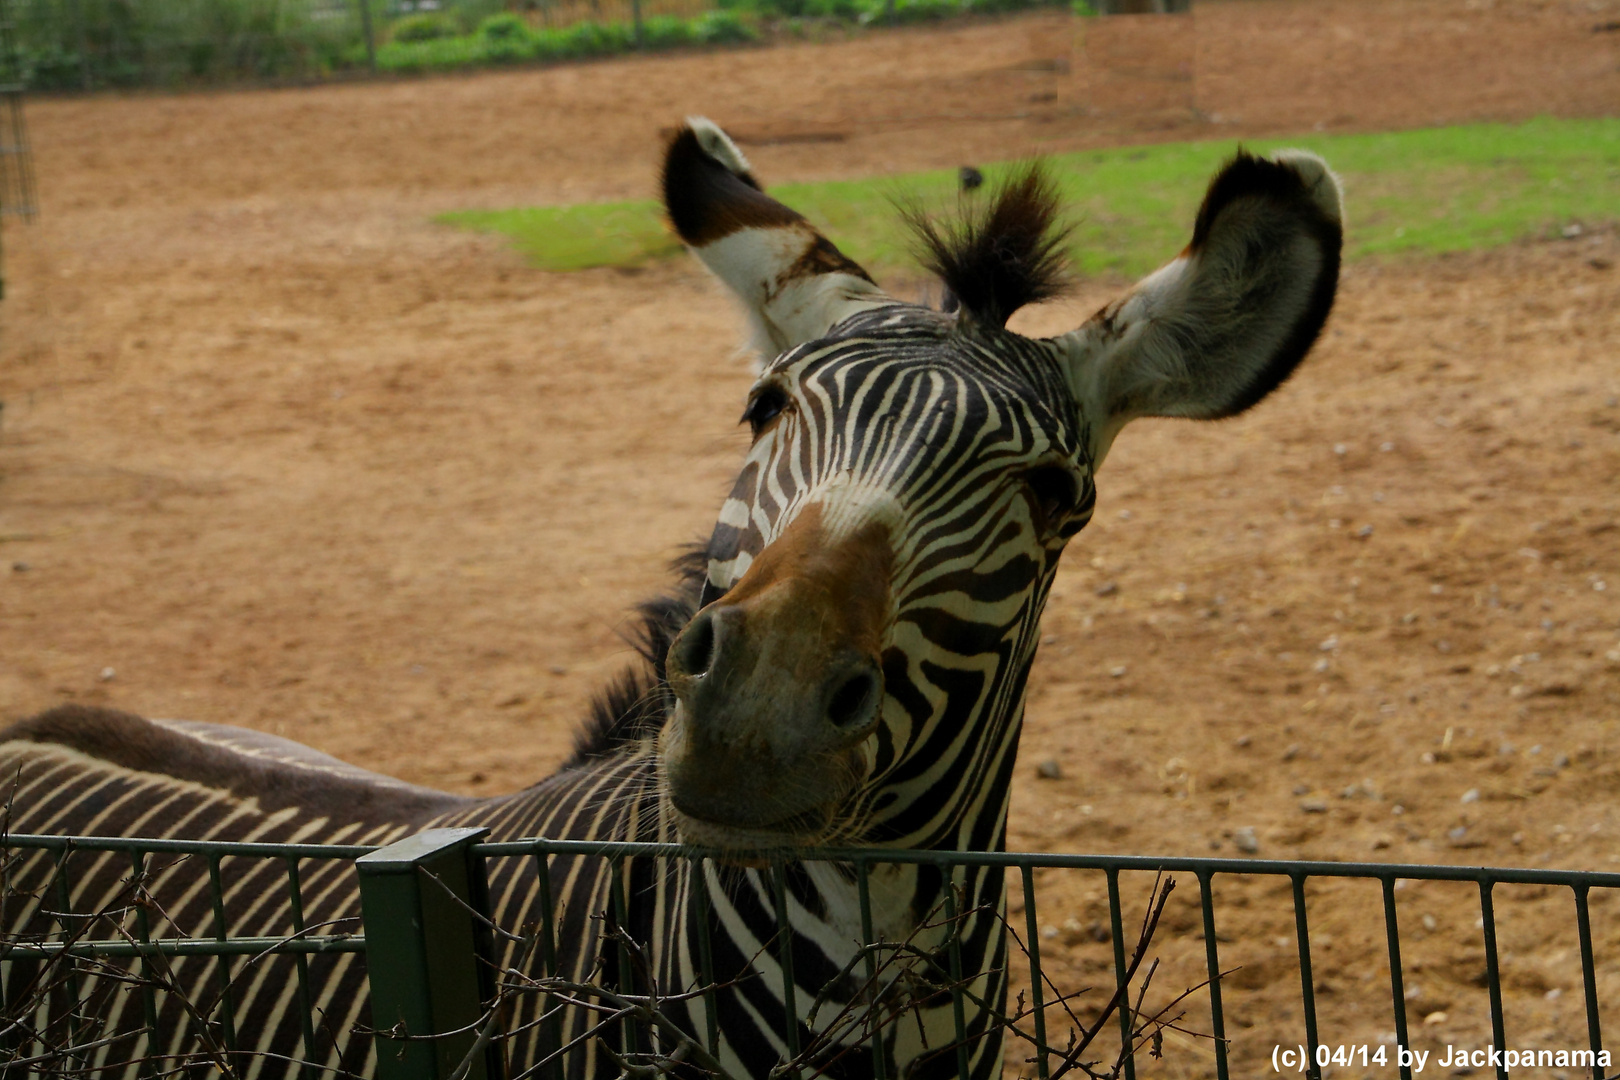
662;118;897;361
1059;149;1344;464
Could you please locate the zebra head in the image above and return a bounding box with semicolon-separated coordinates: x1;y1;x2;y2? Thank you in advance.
658;119;1342;853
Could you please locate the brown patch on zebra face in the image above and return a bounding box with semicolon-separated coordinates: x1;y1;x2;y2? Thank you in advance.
779;231;873;287
660;502;893;847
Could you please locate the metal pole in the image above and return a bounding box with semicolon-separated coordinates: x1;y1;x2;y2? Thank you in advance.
357;0;376;72
70;0;90;90
358;828;501;1080
630;0;643;48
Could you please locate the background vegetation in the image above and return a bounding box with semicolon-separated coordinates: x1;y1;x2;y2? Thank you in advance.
11;0;1070;89
442;117;1620;276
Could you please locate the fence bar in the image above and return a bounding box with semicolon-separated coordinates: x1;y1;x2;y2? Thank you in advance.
129;849;161;1080
1380;876;1412;1080
1019;863;1049;1080
1290;873;1322;1080
1573;884;1605;1080
285;857;320;1080
1197;870;1230;1080
1477;879;1508;1080
939;873;970;1080
357;827;498;1080
6;933;366;958
357;0;377;71
692;857;720;1056
470;838;1620;888
0;863;9;1054
9;850;51;1061
205;855;239;1053
50;845;91;1051
769;857;802;1071
69;0;89;89
608;854;640;1059
532;851;562;1080
1105;868;1135;1080
7;833;377;858
857;858;888;1080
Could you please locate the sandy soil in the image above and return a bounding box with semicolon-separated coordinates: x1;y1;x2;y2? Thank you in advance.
2;0;1618;1073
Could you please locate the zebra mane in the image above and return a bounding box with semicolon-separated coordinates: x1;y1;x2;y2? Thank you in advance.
562;548;708;768
902;163;1073;329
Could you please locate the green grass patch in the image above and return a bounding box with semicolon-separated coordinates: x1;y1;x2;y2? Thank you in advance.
442;117;1620;277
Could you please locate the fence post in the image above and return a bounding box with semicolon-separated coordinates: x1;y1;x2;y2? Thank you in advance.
357;0;377;72
358;827;501;1080
631;0;643;48
69;0;90;89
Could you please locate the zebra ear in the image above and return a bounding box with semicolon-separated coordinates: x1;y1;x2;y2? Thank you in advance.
662;118;896;361
1059;149;1343;464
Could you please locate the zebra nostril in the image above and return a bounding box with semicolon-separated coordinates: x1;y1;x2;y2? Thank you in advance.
672;611;718;680
826;668;880;732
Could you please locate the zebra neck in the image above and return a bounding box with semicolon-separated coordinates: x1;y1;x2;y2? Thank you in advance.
447;740;667;843
863;639;1035;858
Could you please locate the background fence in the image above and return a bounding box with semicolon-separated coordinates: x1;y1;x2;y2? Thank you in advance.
2;0;1111;92
3;828;1616;1079
0;0;35;298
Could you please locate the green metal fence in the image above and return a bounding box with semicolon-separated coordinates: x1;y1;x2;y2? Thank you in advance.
3;829;1616;1079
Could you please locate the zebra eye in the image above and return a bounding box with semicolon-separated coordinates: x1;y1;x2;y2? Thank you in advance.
741;386;789;437
1021;465;1078;529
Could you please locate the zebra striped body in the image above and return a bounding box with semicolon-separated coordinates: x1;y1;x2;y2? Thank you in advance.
2;702;994;1078
3;119;1344;1079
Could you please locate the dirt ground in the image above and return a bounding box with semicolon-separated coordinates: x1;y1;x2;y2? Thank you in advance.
2;0;1619;1073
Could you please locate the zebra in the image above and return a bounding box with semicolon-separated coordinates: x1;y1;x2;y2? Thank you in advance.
0;118;1343;1079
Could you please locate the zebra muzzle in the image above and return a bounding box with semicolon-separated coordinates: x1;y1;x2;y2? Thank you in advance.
662;505;891;841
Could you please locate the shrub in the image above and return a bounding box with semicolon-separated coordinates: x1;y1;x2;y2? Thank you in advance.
392;12;461;42
803;0;860;18
16;0;1059;87
445;0;508;31
560;19;633;55
964;0;1043;13
18;44;87;91
890;0;958;22
471;12;531;60
376;33;483;70
14;0;364;86
477;12;530;40
640;14;694;49
528;26;571;59
691;10;756;42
